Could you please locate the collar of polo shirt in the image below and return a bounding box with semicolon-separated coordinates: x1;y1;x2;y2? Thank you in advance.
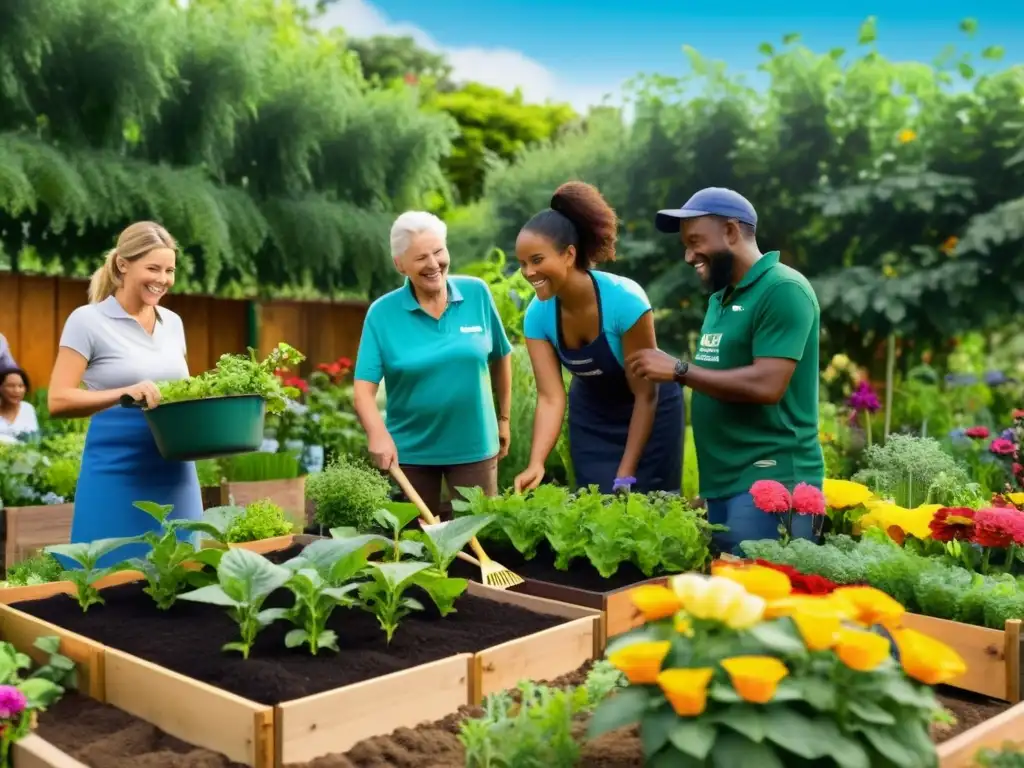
399;277;464;312
98;295;165;323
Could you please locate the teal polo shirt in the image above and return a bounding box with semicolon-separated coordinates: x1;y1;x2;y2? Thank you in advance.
690;251;824;499
354;275;512;466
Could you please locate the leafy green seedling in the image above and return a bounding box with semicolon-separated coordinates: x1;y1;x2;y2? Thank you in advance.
178;548;291;658
414;514;495;615
44;537;137;611
126;501;228;609
369;504;426;561
280;535;385;654
358;561;433;642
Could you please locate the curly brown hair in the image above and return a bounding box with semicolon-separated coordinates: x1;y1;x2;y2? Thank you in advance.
521;181;618;270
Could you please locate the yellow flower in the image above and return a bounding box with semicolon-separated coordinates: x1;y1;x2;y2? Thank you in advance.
720;656;789;703
1007;492;1024;506
711;564;792;601
831;586;905;629
898;128;917;144
791;603;842;651
657;668;714;716
670;574;766;629
882;264;897;278
608;641;671;684
674;614;694;637
858;502;937;541
819;431;834;444
890;628;967;685
822;365;838;383
831;353;850;369
630;584;683;622
822;479;873;510
765;594;857;621
835;628;891;671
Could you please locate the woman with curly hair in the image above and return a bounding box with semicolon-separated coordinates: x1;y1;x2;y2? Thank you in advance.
513;181;684;495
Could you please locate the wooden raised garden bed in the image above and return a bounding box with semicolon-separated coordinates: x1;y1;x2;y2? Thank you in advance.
0;535;601;767
937;698;1024;767
903;613;1022;703
11;734;89;768
220;478;307;529
3;503;74;569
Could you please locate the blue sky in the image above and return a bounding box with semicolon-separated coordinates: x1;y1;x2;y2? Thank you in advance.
321;0;1024;108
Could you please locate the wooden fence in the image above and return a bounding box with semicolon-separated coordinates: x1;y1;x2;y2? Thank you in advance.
0;273;368;388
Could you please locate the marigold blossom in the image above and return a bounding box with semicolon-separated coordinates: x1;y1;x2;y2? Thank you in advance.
792;483;826;516
750;480;791;514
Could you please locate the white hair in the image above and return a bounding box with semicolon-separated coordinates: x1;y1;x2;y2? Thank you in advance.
389;211;447;263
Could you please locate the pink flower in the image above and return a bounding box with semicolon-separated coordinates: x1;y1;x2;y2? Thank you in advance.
792;483;826;516
750;480;792;514
972;507;1024;548
989;438;1016;456
965;426;990;439
0;686;26;719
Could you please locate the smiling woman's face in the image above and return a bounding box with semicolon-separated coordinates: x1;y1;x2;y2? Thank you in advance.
397;231;450;295
516;229;575;301
0;372;26;406
121;247;176;307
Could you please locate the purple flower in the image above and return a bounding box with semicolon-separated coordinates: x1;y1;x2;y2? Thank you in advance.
847;381;881;413
0;686;27;719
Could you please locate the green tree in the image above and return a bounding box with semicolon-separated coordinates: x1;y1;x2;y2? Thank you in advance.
347;34;452;85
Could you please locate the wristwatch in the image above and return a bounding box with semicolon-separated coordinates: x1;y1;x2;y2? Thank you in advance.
673;359;689;384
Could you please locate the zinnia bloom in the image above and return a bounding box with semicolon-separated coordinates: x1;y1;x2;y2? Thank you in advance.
989;438;1016;456
929;507;976;542
965;426;990;439
972;507;1024;548
0;686;27;719
750;480;791;514
792;483;826;515
657;668;714;716
720;656;789;703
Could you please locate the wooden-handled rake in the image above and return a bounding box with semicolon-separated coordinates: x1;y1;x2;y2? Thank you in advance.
389;464;524;590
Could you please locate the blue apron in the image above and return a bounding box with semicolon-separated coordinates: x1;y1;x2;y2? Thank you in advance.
62;406;203;568
557;273;684;494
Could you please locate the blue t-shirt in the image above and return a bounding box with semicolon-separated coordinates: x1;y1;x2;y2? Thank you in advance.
523;271;652;365
354;275;512;465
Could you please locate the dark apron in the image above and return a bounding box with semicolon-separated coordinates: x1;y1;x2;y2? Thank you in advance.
557;274;684;494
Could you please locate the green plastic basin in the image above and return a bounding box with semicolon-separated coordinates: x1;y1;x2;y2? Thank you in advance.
143;395;266;462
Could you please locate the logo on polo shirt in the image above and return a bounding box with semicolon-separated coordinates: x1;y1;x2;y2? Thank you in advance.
732;305;744;312
460;325;483;333
695;332;722;363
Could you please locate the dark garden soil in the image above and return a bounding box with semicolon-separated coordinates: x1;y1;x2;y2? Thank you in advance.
448;540;670;593
16;550;567;705
31;663;1012;768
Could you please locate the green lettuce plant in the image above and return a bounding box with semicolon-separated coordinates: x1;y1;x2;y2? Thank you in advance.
44;538;138;611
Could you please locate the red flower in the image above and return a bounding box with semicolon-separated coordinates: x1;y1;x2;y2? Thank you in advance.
1013;409;1024;420
752;560;840;595
965;426;990;439
337;356;353;370
792;483;826;516
929;507;976;542
282;376;309;394
1014;462;1023;478
750;480;791;514
971;507;1024;548
989;438;1016;456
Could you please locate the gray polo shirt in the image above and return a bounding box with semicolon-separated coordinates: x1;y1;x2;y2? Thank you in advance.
59;296;189;390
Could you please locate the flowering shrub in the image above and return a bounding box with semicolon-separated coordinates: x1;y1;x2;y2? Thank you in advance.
750;480;826;543
0;636;73;762
928;503;1024;574
589;568;965;766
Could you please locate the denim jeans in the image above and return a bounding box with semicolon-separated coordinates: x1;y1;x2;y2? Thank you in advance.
706;490;820;556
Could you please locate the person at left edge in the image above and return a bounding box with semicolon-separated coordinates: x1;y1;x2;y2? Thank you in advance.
48;221;202;567
352;211;513;519
513;181;684;496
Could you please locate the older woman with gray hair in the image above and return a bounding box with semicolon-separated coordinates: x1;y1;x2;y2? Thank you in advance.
353;211;513;517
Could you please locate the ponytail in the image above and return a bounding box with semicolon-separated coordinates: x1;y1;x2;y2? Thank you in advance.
88;248;121;304
521;181;618;270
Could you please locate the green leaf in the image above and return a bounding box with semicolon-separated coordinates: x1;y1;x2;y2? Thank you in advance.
781;33;800;45
18;677;64;708
710;703;765;742
848;699;897;725
862;726;920;764
857;16;877;44
757;43;774;56
383;502;422;530
285;629;308;648
177;584;241;607
710;731;785;767
641;705;678;756
761;708;827;758
421;515;495;570
708;682;742;704
669;720;717;759
587;688;650;739
133;501;175;523
413;574;468;615
876;676;936;709
190;547;225;568
798;678;836;711
981;45;1005;60
218;548;292;601
959;17;978;36
301;535;388;574
649;746;703;767
957;62;975;79
33;636;61;655
370;561;433;590
746;621;807;656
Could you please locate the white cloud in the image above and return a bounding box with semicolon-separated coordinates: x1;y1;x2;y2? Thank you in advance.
311;0;623;112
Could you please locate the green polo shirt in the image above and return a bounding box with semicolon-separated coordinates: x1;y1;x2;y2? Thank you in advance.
690;251;824;499
354;275;512;466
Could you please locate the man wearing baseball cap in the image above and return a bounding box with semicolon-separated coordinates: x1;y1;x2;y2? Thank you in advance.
627;187;824;554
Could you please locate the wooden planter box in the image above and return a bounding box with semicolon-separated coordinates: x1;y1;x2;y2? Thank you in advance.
937;699;1024;767
220;478;307;529
3;504;74;570
11;734;89;768
903;613;1022;703
0;538;601;767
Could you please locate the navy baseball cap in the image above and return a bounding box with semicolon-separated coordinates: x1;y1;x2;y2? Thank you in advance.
655;187;758;233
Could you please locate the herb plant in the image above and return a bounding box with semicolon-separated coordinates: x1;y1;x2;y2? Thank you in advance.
126;501;227;609
225;499;294;543
1;553;63;588
178;548;291;658
44;537;137;611
157;343;305;415
306;455;391;531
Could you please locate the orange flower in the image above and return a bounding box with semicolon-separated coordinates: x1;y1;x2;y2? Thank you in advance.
939;236;958;255
765;594;857;621
791;604;842;651
832;586;905;629
630;584;683;622
720;656;789;703
711;564;792;601
835;629;891;672
657;668;714;716
608;641;671;685
890;628;967;685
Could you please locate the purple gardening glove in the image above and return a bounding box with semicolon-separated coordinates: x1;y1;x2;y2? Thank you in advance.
612;476;636;495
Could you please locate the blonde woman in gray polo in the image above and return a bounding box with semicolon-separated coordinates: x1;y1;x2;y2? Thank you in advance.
48;222;202;567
